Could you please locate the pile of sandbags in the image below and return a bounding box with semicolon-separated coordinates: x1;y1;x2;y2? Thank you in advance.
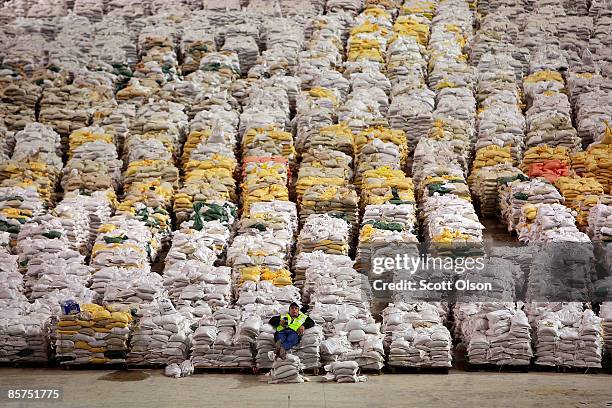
524;203;591;244
55;303;132;365
470;165;525;216
522;69;581;150
382;302;453;368
0;300;51;363
268;354;306;383
163;261;232;314
0;186;45;238
62;126;122;193
190;307;253;368
127;299;192;366
499;178;564;233
554;176;605;228
454;303;532;366
0;80;41;131
241;157;289;213
587;197;612;242
533;303;603;368
323;360;367;382
296;214;351;257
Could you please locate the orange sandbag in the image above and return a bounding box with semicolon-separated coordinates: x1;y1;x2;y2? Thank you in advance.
528;160;569;183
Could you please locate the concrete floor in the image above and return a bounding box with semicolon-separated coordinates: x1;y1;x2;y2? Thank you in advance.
1;368;610;408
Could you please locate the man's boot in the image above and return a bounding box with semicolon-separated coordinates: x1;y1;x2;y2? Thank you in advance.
274;340;283;359
278;345;287;360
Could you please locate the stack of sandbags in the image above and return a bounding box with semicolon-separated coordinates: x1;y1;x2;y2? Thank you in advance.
191;307;253;368
0;80;41;131
0;300;51;363
61;190;116;250
323;360;367;382
163;261;232;314
587;197;612;242
297;214;351;257
268;354;306;383
241;157;289;213
222;34;260;75
62;126;122;193
136;25;180;88
180;26;216;75
573;89;612;146
1;123;63;205
355;205;419;280
355;127;408;186
421;194;485;256
454;303;532;366
522;69;581;150
175;125;239;220
0;186;45;239
581;134;612;194
533;303;603;368
525;203;591;244
127;299;192;366
382;302;453;368
39;83;115;135
499;178;564;233
361;167;415;209
554;176;605;228
470;165;525;216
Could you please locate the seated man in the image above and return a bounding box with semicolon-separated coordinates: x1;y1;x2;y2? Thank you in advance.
268;302;314;359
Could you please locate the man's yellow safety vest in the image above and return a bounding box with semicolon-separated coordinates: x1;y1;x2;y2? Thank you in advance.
276;312;308;332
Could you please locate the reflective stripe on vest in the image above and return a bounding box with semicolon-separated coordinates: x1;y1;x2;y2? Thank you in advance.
276;313;308;332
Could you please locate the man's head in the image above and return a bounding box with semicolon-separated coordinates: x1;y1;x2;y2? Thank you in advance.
289;302;300;317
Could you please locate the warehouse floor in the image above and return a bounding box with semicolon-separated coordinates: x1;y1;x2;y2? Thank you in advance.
1;368;610;408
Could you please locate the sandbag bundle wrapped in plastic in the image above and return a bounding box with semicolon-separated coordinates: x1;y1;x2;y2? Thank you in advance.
382;302;452;368
242;126;296;163
55;303;132;365
222;34;260;75
453;303;532;366
573;89;612;146
469;165;525;216
293;90;342;152
191;307;253;368
532;303;602;368
127;299;192;366
137;25;180;84
63;126;122;193
578;133;612;194
499;178;564;233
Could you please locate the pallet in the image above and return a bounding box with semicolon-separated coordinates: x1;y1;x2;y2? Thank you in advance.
359;368;383;375
126;364;167;370
193;366;256;375
466;363;529;373
532;364;601;374
302;367;321;376
387;366;450;375
61;362;128;371
0;361;54;369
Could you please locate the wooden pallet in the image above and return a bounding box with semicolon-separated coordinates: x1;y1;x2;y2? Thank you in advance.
466;363;529;373
126;364;167;370
0;361;54;369
359;368;383;375
61;362;128;371
193;366;256;375
387;366;450;375
531;364;601;374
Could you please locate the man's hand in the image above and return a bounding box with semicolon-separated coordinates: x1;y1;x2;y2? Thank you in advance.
297;326;305;335
280;318;287;327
